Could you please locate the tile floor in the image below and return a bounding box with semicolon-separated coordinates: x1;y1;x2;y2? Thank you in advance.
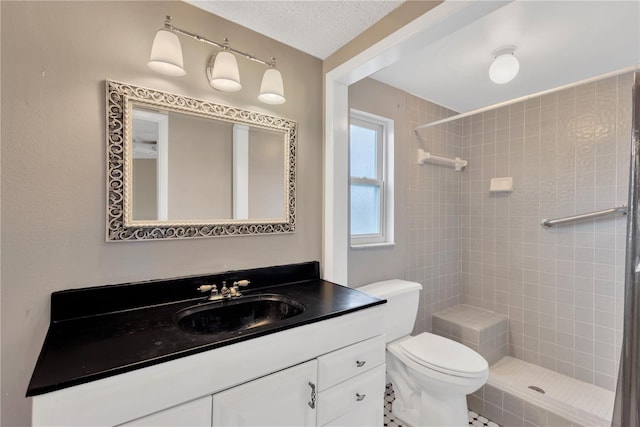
384;383;500;427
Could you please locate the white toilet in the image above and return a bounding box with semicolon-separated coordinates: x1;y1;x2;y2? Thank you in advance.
359;280;488;427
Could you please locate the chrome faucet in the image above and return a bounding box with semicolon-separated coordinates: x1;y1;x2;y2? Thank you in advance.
231;279;251;297
197;279;250;300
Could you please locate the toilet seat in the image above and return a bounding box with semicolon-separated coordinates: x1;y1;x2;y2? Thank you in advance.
397;333;488;378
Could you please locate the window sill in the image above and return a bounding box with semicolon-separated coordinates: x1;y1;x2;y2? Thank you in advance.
350;242;396;250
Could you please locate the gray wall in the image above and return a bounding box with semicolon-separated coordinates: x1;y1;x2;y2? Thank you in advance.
132;159;158;220
460;73;632;391
1;1;322;425
169;113;233;219
249;128;285;218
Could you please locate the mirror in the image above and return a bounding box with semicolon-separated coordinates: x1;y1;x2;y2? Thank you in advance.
106;80;296;241
130;107;285;221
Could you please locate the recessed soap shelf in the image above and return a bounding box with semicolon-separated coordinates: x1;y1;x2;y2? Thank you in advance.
489;177;513;192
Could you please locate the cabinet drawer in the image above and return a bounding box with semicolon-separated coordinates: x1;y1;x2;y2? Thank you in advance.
317;335;385;390
317;364;385;426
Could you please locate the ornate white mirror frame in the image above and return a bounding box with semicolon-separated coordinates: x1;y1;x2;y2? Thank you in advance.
106;80;296;241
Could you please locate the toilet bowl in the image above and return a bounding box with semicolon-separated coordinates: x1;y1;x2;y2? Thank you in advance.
387;333;488;426
358;280;488;427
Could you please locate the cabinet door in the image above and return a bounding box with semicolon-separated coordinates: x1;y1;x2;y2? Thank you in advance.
212;360;317;426
119;396;212;427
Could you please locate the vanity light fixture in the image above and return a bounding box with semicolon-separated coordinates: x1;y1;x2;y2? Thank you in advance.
206;47;242;92
489;46;520;84
148;16;286;104
148;26;185;76
258;62;286;105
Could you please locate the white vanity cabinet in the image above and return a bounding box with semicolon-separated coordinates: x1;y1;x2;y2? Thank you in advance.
31;305;385;427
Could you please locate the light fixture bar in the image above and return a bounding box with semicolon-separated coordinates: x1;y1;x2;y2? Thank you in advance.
163;16;275;68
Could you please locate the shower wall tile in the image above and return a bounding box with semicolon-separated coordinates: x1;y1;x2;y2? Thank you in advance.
460;73;632;391
406;94;463;334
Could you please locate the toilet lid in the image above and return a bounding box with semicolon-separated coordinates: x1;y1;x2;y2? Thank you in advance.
399;333;488;378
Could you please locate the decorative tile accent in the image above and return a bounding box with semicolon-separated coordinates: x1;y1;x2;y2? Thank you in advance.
385;383;500;427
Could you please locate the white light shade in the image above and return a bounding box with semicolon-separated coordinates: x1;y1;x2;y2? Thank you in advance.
489;53;519;84
258;68;286;105
208;52;242;92
148;29;185;76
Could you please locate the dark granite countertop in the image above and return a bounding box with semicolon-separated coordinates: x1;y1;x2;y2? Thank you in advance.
27;262;384;397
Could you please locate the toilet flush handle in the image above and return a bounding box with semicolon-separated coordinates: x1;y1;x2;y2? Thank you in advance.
356;393;366;401
356;360;366;368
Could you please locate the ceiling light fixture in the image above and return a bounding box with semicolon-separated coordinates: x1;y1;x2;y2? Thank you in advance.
489;46;519;84
148;16;286;104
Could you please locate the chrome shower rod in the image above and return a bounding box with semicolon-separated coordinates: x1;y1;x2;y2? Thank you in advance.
541;206;628;228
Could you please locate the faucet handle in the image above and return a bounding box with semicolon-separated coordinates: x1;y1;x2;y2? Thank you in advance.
197;284;215;293
233;280;251;287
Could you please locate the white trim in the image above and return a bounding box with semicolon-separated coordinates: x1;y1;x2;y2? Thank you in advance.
157;117;169;221
350;242;396;250
323;1;510;283
232;124;250;219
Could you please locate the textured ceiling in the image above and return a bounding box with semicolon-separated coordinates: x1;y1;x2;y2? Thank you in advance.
186;0;404;59
371;0;640;113
185;0;639;113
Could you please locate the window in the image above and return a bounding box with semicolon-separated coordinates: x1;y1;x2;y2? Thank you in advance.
349;110;394;246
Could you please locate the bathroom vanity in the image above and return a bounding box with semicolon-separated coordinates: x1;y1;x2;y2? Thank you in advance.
27;262;386;426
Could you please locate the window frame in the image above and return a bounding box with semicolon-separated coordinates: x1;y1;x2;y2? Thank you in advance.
349;109;394;247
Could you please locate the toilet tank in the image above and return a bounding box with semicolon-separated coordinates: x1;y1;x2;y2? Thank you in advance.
357;280;422;343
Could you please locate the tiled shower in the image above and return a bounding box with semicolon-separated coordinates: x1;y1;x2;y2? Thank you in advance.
459;74;631;391
403;72;632;391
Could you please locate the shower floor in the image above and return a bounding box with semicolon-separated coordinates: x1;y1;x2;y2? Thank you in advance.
488;357;615;426
384;383;500;427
